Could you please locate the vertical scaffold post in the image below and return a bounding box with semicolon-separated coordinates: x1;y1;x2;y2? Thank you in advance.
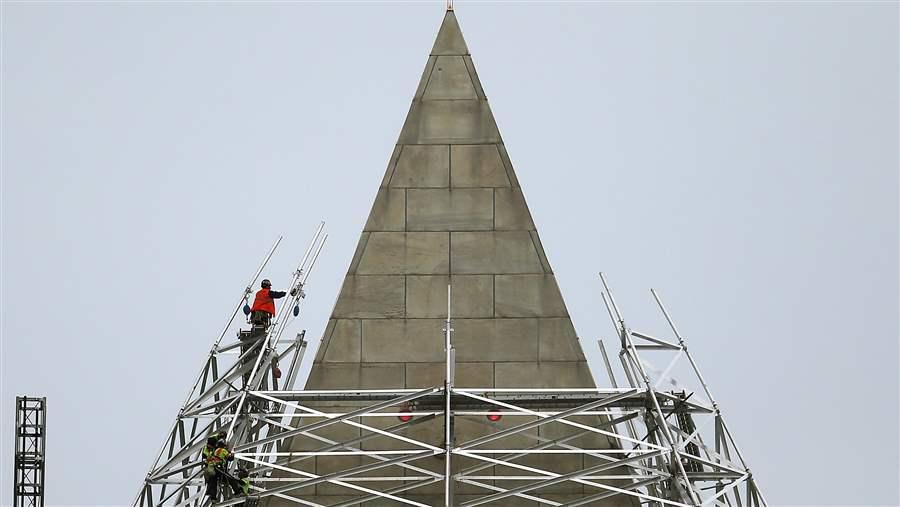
13;396;46;507
444;283;455;507
599;273;701;505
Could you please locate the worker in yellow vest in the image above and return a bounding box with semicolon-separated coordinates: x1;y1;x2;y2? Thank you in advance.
204;438;239;499
237;467;251;495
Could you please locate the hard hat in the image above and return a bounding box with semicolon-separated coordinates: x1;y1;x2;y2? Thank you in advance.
207;436;218;445
261;279;272;288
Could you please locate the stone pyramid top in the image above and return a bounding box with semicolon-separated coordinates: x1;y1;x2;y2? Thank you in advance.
307;9;595;391
431;10;469;56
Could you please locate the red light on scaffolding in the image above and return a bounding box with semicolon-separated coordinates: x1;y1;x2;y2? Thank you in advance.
486;411;502;422
398;403;413;422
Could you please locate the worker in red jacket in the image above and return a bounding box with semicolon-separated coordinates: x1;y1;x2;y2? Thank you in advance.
249;279;286;328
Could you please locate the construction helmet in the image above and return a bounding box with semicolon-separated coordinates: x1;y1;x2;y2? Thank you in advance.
261;279;272;289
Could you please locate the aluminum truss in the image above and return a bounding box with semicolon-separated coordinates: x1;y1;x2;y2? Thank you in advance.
165;282;764;507
137;268;766;507
596;273;768;507
13;396;47;507
134;224;328;507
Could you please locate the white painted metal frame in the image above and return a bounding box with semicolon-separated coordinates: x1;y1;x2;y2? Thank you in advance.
136;266;766;507
134;224;328;507
597;273;767;507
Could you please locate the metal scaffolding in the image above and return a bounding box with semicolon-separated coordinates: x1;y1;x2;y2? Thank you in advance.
14;396;47;507
134;224;327;507
596;273;767;506
135;262;765;506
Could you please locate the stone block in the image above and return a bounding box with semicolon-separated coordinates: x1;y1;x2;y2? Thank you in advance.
395;424;484;495
530;230;554;273
305;363;406;390
316;454;362;496
389;145;449;188
314;320;336;361
399;100;500;145
285;414;363;453
406;361;494;388
452;414;497;446
332;275;405;318
284;429;330;453
453;318;538;362
361;319;445;363
308;421;363;449
494;274;568;317
423;56;477;99
580;458;643;507
450;275;493;318
403;415;444;449
356;232;449;275
539;318;586;362
357;411;435;452
320;319;362;363
451;231;544;274
413;56;437;99
407;188;493;231
463;56;486;99
455;413;540;451
494;362;596;388
450;145;510;188
539;415;617;452
413;455;488;495
406;275;449;318
357;455;420;494
364;188;406;231
431;12;468;55
379;145;403;188
406;274;495;318
268;456;316;494
346;233;369;274
499;451;585;494
494;188;535;230
497;143;521;188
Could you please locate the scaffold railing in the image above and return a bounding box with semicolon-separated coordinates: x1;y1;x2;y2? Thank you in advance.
134;224;328;507
136;267;765;507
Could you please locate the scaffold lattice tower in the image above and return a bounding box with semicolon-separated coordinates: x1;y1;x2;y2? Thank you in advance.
14;396;47;507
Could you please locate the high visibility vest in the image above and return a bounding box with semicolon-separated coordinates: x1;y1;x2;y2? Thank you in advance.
251;289;276;315
203;446;218;468
241;478;251;495
205;446;229;468
214;447;230;463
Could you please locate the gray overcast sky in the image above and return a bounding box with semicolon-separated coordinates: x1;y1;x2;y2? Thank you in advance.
1;1;897;505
